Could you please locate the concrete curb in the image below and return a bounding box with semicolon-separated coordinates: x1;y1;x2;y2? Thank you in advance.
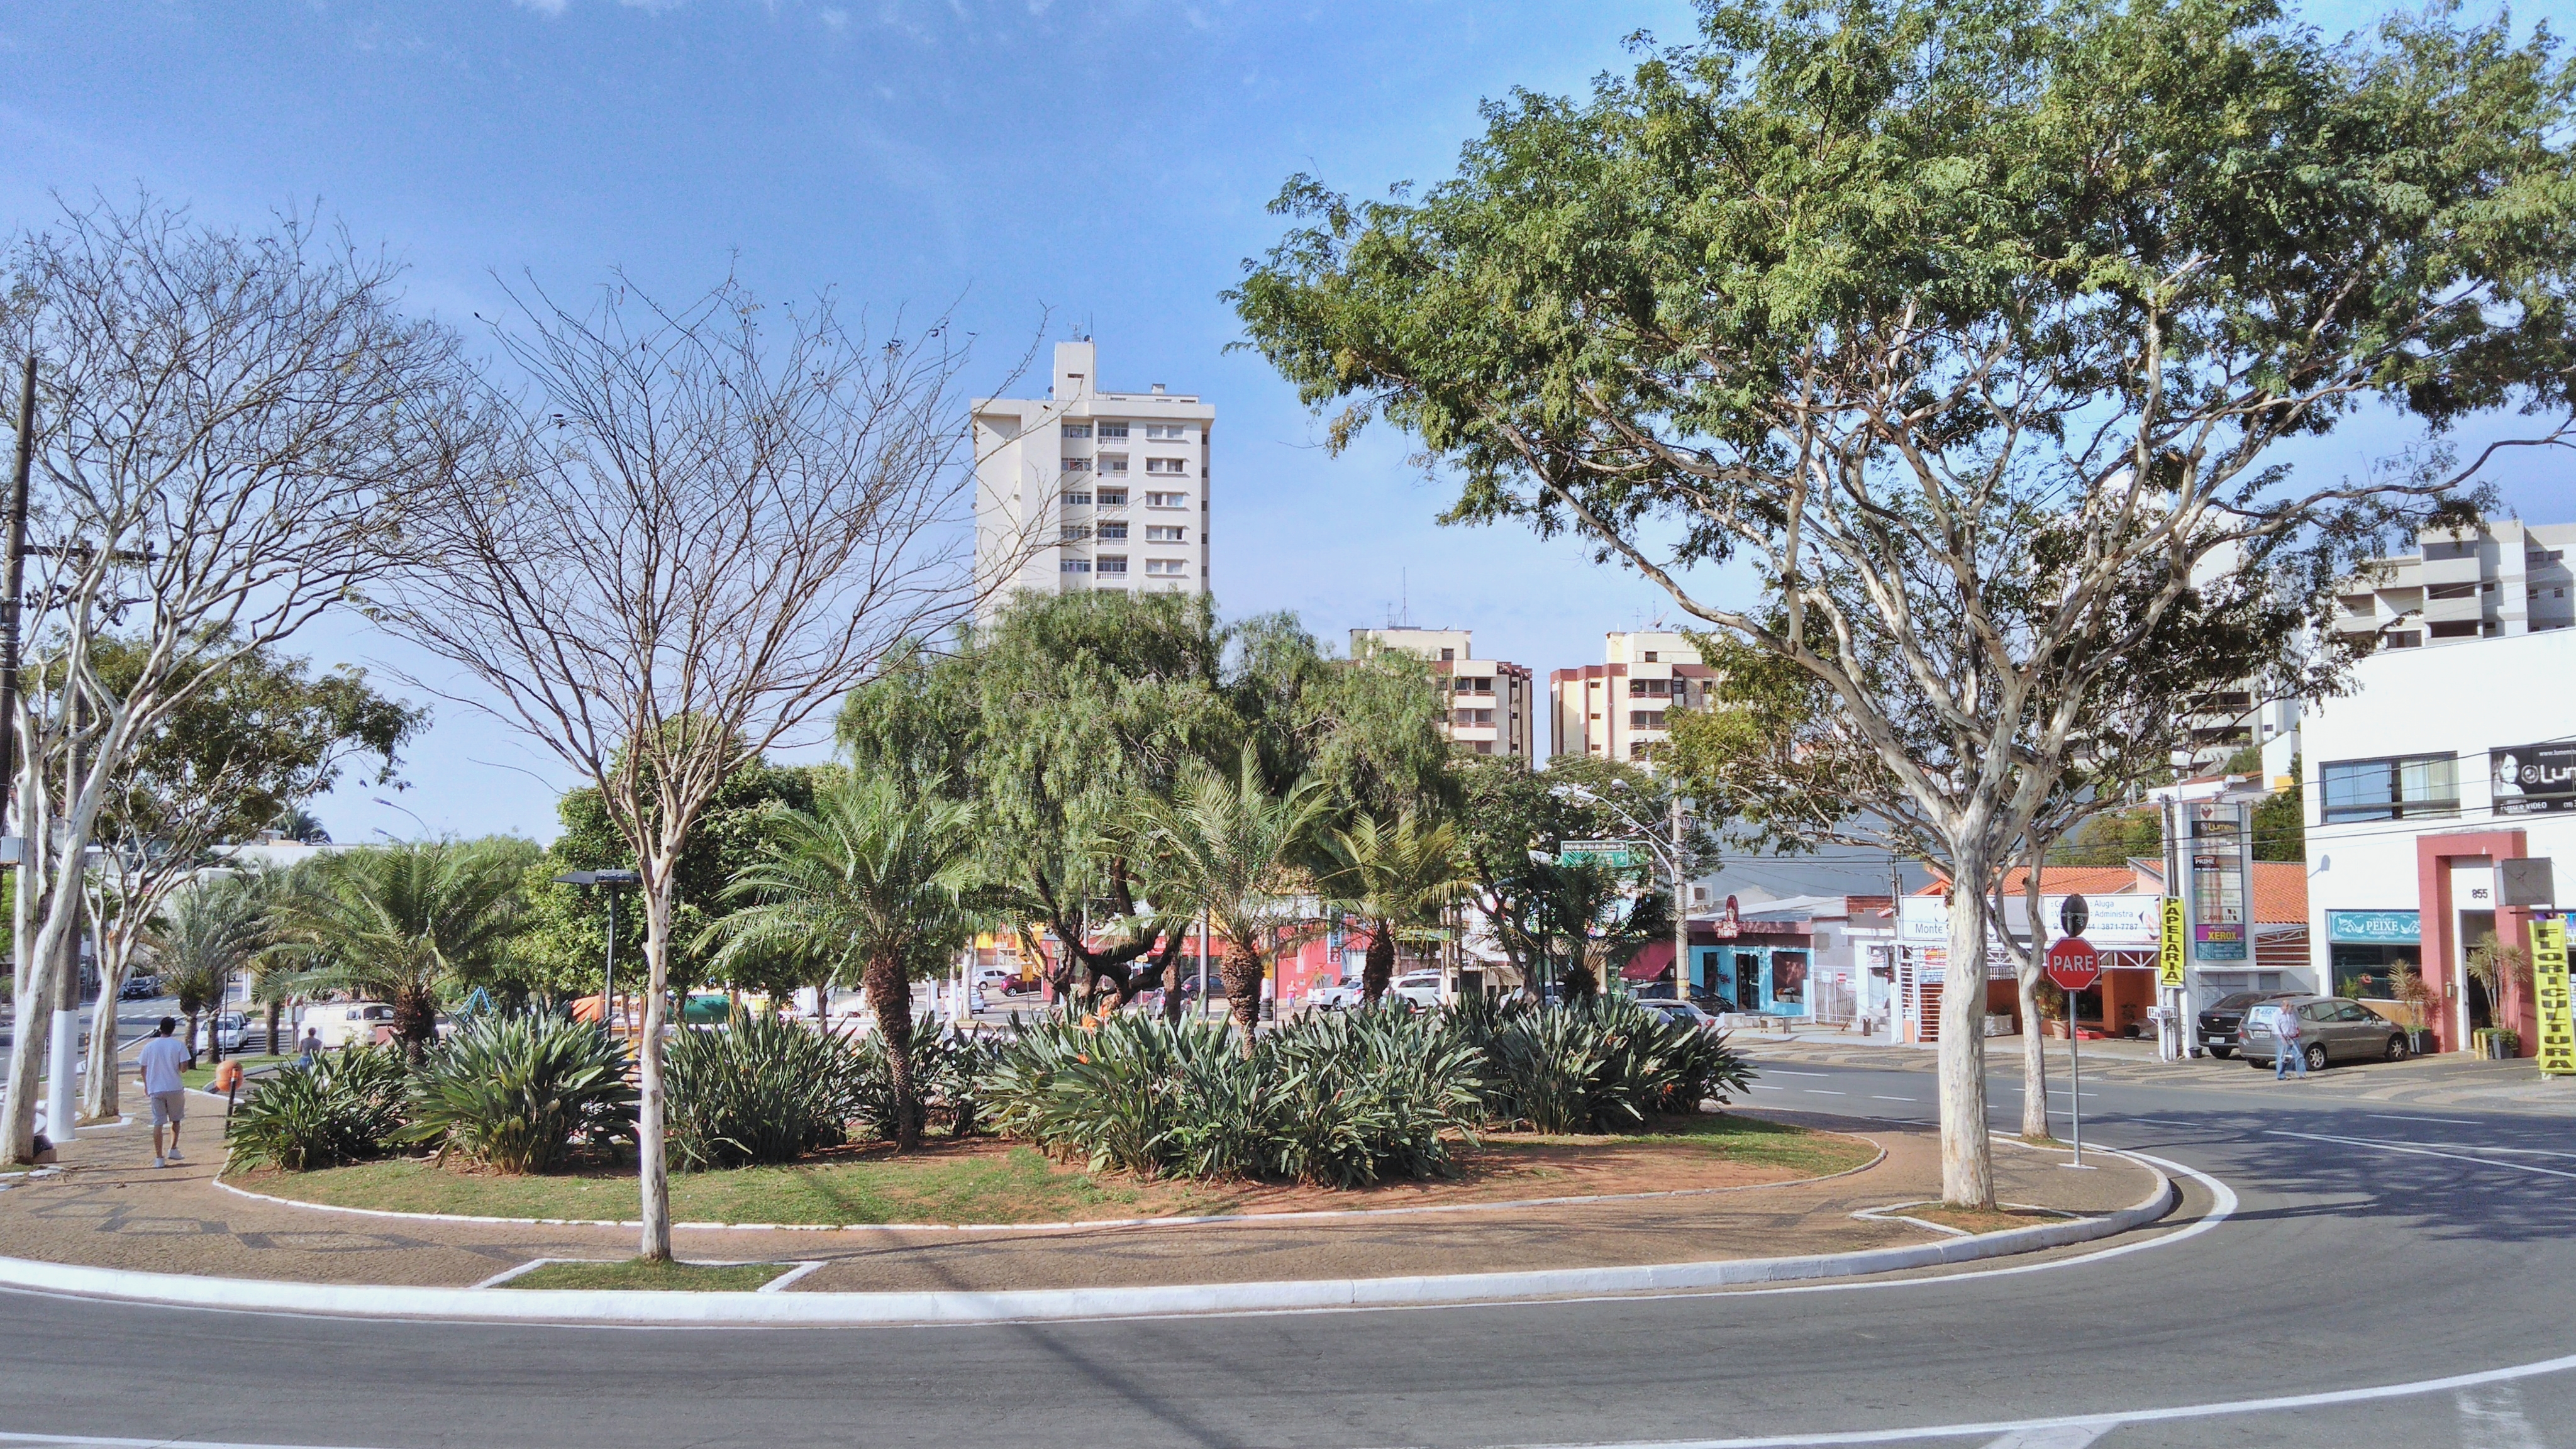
0;1151;2175;1326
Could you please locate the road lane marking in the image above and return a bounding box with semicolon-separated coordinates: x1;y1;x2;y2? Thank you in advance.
1763;1070;1832;1077
1870;1096;1916;1102
1748;1085;1787;1092
2267;1130;2576;1180
2114;1118;2201;1129
1803;1090;1848;1096
1980;1426;2108;1448
2367;1114;2482;1126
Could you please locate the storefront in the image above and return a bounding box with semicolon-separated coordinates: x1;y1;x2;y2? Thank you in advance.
1677;922;1815;1014
2324;909;2422;999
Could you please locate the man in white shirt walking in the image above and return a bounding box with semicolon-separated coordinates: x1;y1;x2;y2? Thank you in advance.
135;1018;191;1167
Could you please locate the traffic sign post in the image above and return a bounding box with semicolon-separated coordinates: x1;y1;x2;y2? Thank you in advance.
2045;937;2102;1169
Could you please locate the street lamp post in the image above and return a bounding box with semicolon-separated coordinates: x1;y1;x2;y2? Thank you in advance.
1552;782;1696;1003
555;870;641;1036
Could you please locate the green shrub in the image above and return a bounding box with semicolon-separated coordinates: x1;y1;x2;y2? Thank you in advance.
223;1045;409;1172
850;1018;1004;1141
401;1013;636;1174
985;1008;1484;1186
1467;997;1751;1133
665;1011;867;1170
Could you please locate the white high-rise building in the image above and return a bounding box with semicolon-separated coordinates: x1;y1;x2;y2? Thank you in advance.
972;341;1213;618
1350;627;1538;759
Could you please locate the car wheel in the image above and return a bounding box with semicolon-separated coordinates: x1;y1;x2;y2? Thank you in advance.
2305;1043;2329;1074
2385;1034;2411;1062
2209;1046;2234;1060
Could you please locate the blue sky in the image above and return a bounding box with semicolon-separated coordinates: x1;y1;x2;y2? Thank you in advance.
2;0;2567;847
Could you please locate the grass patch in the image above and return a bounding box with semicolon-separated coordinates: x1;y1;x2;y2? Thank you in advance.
181;1055;292;1092
1510;1113;1878;1176
499;1258;790;1292
231;1115;1875;1226
1909;1204;2071;1235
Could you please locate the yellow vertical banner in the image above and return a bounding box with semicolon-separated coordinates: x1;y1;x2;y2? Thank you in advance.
2158;897;2187;989
2534;917;2573;1077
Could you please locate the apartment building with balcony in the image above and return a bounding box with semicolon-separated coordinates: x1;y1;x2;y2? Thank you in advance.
2330;519;2576;650
1351;626;1536;758
972;341;1213;618
1549;631;1715;766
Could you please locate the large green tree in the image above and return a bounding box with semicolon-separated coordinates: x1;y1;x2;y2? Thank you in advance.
268;839;540;1054
840;592;1453;1008
1234;0;2575;1204
706;775;982;1149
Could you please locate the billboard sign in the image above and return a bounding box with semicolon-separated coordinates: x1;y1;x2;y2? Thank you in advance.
2493;743;2576;815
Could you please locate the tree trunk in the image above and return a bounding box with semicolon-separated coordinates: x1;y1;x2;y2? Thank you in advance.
1938;862;1997;1208
1361;926;1396;1007
80;952;126;1122
265;1000;283;1058
635;866;676;1262
1;944;55;1162
182;1006;203;1071
1218;937;1263;1055
394;986;438;1061
863;950;919;1150
2017;967;2050;1141
205;972;226;1065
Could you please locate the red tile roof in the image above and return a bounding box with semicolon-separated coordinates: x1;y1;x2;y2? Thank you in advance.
2251;862;2307;926
1916;866;2148;897
1916;860;2307;924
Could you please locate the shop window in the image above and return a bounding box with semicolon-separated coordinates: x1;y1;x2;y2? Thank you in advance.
2321;754;2457;822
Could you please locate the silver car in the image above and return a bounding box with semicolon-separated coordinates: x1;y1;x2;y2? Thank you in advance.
2241;995;2412;1072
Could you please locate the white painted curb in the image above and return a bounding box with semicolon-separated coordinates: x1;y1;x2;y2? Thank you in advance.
0;1153;2175;1326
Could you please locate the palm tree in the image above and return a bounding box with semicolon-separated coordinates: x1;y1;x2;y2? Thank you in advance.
268;840;531;1055
1531;858;1669;1002
154;879;269;1069
708;775;982;1150
1126;750;1331;1052
1319;810;1472;1007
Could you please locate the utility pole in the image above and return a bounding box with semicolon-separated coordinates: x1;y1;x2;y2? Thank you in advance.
1670;793;1691;1004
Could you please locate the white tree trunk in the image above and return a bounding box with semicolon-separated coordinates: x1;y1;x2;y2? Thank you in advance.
1938;863;1996;1207
2017;968;2050;1140
635;860;675;1262
80;946;130;1123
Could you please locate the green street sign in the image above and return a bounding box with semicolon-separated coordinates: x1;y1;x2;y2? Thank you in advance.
1558;839;1643;870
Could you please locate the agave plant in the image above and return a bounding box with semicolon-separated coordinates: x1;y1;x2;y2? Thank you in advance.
400;1013;636;1174
663;1010;869;1170
222;1044;409;1172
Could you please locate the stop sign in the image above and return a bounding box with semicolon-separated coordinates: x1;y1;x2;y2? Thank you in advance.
2045;936;2102;991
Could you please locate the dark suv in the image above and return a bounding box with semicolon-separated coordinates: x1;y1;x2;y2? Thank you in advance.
2199;989;2296;1059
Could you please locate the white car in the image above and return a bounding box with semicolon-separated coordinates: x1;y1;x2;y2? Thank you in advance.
1308;979;1366;1010
196;1012;250;1054
300;1001;397;1049
1389;972;1443;1009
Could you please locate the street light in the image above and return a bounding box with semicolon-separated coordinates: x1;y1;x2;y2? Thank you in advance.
373;796;431;838
1552;782;1696;1004
555;869;641;1035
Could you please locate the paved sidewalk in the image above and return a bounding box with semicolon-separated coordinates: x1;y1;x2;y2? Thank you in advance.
0;1099;2156;1294
1737;1033;2576;1111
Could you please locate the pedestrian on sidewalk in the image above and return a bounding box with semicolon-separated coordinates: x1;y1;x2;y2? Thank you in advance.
297;1026;321;1066
2270;1002;2310;1082
136;1017;190;1167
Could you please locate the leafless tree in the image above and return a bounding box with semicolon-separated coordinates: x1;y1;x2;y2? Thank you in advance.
0;196;474;1162
378;273;1005;1260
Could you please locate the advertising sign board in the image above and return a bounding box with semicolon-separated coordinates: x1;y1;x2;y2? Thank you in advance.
2492;743;2576;816
2534;917;2573;1078
2157;897;2187;987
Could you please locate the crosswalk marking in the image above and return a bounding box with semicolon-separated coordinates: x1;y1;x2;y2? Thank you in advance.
2457;1384;2543;1449
1979;1425;2109;1448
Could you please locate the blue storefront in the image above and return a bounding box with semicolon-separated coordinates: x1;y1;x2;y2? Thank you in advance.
1687;926;1815;1015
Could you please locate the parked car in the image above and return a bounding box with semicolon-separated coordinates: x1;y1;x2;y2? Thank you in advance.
1637;997;1721;1032
1388;972;1443;1009
2197;989;2298;1059
301;1001;397;1049
194;1012;249;1055
2240;995;2412;1072
1308;979;1365;1010
118;974;162;1001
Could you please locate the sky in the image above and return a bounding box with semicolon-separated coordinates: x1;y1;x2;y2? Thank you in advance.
1;0;2568;852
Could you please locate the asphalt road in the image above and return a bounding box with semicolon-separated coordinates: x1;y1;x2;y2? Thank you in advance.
1;1053;2572;1449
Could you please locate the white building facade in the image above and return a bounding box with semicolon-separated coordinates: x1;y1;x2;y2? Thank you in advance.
2302;625;2576;1056
1549;631;1714;765
972;341;1213;616
1351;627;1537;759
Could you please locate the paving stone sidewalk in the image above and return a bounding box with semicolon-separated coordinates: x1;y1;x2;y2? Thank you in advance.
0;1095;2156;1294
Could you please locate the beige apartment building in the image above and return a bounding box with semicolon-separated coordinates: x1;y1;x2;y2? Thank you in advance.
972;341;1212;618
1550;630;1714;766
2331;519;2576;650
1352;627;1536;758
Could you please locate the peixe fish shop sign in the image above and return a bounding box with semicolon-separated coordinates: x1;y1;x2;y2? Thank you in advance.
2492;743;2576;815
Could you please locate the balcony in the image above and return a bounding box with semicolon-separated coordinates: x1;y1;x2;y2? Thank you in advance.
2420;553;2482;589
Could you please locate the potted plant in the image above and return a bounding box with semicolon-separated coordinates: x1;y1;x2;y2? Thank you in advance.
2033;979;2068;1040
2391;963;2438;1055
